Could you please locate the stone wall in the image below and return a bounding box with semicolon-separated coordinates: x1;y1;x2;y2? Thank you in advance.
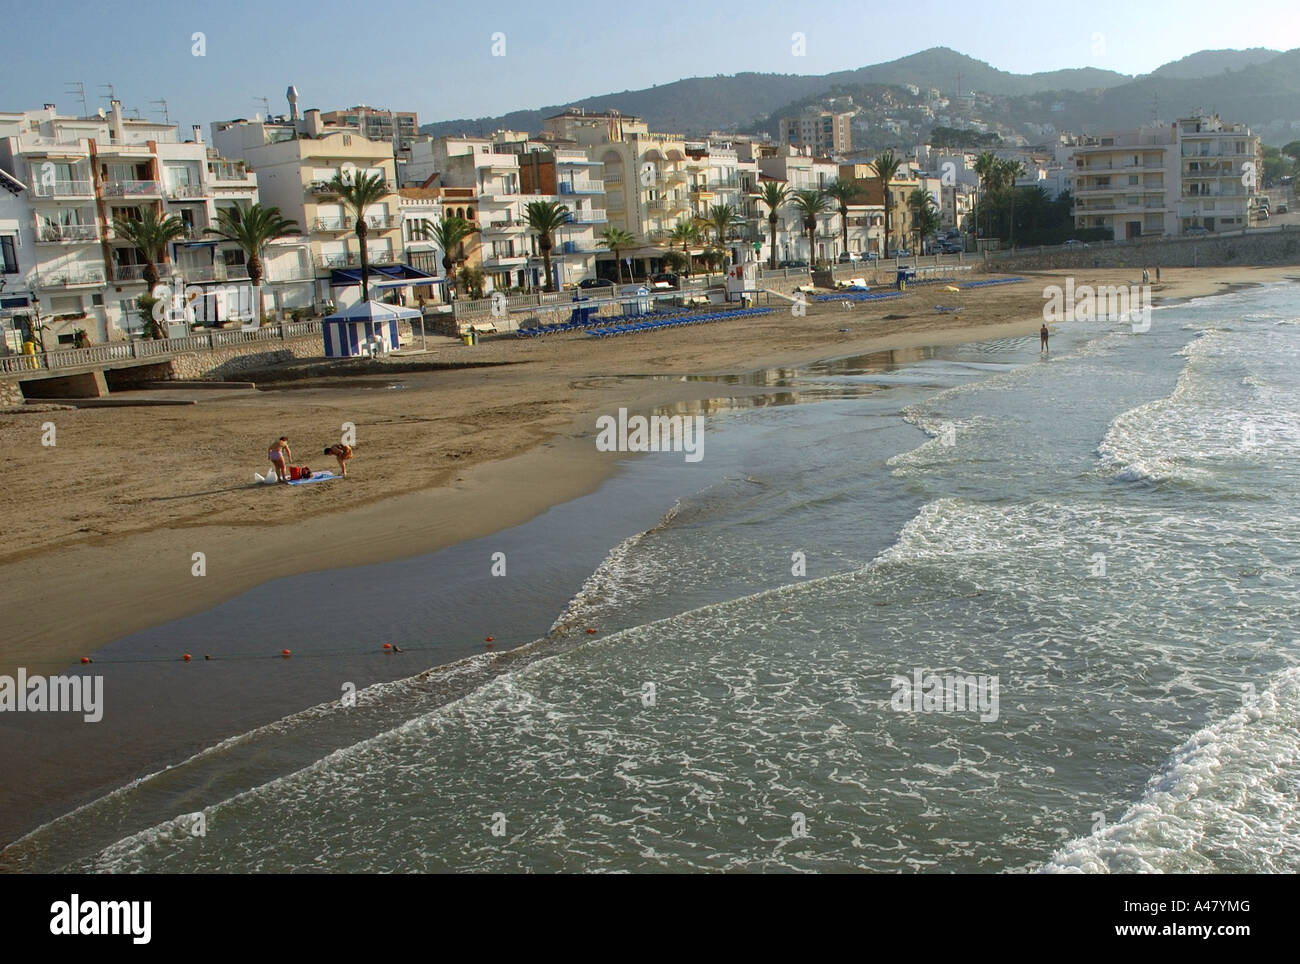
0;378;23;407
981;228;1300;273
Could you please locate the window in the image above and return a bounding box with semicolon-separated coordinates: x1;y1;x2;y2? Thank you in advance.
1;235;17;273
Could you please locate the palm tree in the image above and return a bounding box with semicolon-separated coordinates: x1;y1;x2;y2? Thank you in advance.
706;204;740;267
599;226;637;283
870;150;904;257
973;151;1000;239
203;203;298;287
523;199;571;292
999;159;1026;247
907;188;940;254
112;207;187;290
424;216;479;292
758;181;790;269
329;170;389;303
666;219;700;277
824;178;862;255
789;189;831;266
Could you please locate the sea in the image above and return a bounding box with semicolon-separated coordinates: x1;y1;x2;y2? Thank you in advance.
3;281;1298;873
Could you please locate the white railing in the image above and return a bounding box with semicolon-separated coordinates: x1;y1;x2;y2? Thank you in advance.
113;264;150;282
37;223;99;242
37;265;107;286
103;179;162;197
168;184;206;199
568;209;606;222
315;217;353;231
315;253;357;268
30;179;94;198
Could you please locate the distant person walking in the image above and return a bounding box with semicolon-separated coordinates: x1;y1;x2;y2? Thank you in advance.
324;443;354;476
268;436;292;483
1142;267;1150;284
1156;266;1161;282
1040;323;1050;354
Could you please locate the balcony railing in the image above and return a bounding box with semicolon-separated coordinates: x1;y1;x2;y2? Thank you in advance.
37;223;99;242
167;184;206;200
314;252;357;269
558;180;605;195
30;179;93;198
113;264;150;282
567;209;607;223
314;217;354;232
309;180;390;195
361;215;395;230
36;265;107;287
103;179;162;198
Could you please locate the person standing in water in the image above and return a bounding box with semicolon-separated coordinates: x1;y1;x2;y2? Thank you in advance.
1040;323;1049;354
268;436;292;483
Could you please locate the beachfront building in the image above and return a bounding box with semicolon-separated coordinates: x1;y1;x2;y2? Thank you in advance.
396;187;446;304
1067;114;1261;239
212;109;413;309
514;142;606;289
542;108;687;281
320;105;419;152
0;102;308;345
0;167;34;351
839;162;943;255
758;147;844;263
779;107;854;155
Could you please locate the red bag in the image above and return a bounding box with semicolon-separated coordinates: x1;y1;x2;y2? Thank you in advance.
289;465;304;480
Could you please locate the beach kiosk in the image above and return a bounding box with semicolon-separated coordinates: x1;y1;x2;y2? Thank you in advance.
322;300;419;358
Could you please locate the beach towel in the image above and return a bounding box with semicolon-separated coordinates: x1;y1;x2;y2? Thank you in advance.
254;470;340;485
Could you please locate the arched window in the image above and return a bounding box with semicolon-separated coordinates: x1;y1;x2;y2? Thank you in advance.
466;208;475;220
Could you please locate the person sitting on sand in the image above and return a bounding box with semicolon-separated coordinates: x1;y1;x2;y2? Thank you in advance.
324;443;354;476
268;436;292;483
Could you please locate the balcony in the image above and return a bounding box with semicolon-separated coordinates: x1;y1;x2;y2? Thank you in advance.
314;217;354;232
558;179;605;195
566;209;607;223
36;223;99;243
30;179;93;199
112;264;150;282
102;179;162;198
37;265;107;287
314;252;357;269
167;184;207;200
483;219;526;233
361;215;395;230
483;252;528;267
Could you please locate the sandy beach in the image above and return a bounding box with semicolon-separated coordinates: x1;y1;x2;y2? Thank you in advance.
2;265;1297;676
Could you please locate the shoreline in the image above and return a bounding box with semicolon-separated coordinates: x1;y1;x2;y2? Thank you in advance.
2;266;1297;677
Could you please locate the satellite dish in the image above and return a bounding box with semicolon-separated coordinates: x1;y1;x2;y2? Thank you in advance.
97;107;106;119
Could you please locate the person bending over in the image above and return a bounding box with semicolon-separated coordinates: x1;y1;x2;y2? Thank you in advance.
324;443;354;476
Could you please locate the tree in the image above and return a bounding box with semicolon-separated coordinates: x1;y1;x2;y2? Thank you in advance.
458;264;486;300
111;207;187;292
870;150;904;256
824;178;862;254
973;151;1000;238
203;203;299;287
789;189;831;265
907;188;941;254
523;199;571;292
329;170;390;303
706;204;740;267
666;219;700;276
424;216;479;291
700;245;725;281
662;250;690;276
598;227;637;283
758;181;791;269
998;159;1026;247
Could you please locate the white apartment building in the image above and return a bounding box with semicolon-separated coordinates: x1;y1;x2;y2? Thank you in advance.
1069;114;1261;239
758;147;845;263
0;102;310;345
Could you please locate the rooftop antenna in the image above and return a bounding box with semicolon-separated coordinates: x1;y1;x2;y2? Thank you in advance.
97;83;116;105
254;96;271;120
1150;91;1161;126
151;98;169;125
64;81;88;117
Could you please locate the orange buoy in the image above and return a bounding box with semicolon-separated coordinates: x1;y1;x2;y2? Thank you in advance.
383;643;392;651
183;654;192;662
586;628;597;634
485;636;494;642
80;657;91;664
281;649;291;658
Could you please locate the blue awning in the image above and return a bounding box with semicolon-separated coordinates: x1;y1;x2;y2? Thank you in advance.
329;264;444;287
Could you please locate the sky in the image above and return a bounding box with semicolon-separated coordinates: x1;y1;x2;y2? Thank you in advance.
7;0;1300;136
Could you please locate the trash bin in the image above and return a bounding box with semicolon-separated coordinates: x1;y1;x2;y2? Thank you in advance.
461;332;473;346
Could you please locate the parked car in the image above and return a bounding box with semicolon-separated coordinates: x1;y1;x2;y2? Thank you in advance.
1184;226;1211;235
1277;203;1289;214
778;259;809;269
837;251;862;263
864;251;880;261
1257;208;1270;220
650;272;679;289
890;249;911;258
578;278;615;290
1062;239;1090;248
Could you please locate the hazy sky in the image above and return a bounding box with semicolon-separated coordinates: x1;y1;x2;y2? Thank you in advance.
8;0;1299;134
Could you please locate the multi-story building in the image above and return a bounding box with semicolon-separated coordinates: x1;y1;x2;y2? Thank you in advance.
780;107;853;156
758;147;843;263
212;108;413;308
321;105;419;151
541;108;684;280
840;162;943;254
0;102;310;344
1068;114;1260;239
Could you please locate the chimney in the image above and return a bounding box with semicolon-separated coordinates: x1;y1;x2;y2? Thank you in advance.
286;86;300;122
304;108;323;137
109;98;125;143
192;125;203;145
